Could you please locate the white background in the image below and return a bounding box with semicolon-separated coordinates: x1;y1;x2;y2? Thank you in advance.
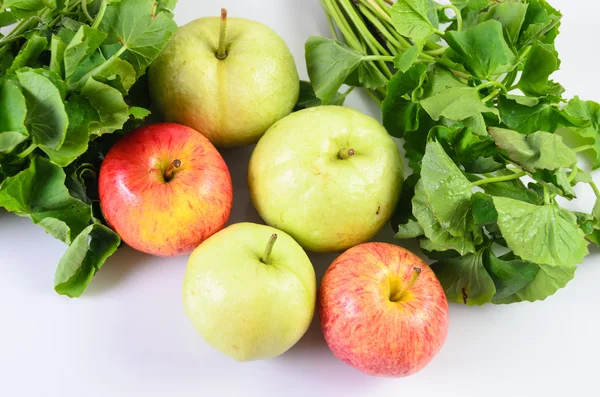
1;1;599;396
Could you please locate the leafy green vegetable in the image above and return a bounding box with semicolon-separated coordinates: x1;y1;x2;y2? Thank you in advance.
518;43;563;98
485;252;540;302
0;0;179;297
391;0;439;45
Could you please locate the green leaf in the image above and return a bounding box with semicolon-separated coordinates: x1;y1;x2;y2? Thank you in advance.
492;197;589;267
63;25;108;82
0;79;29;153
498;95;568;134
16;69;68;150
0;156;92;244
531;168;576;199
98;0;178;76
471;192;497;227
2;0;45;18
81;78;129;136
305;37;362;105
561;97;600;169
432;249;496;306
489;128;577;172
421;140;473;236
485;252;540;302
391;0;438;44
478;169;541;204
0;11;18;27
7;34;47;73
412;180;476;255
395;219;425;239
518;43;563;98
95;57;137;94
393;45;419;73
382;63;427;138
474;0;528;46
357;61;387;90
49;35;67;76
445;20;516;80
519;0;562;48
54;224;121;298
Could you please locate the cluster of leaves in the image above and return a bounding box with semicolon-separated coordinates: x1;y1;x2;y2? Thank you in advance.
305;0;600;304
0;0;178;297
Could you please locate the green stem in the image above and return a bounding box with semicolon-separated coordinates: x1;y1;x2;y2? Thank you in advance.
476;80;508;93
390;267;421;302
358;0;392;23
362;54;394;62
591;181;600;198
91;0;107;29
365;89;384;107
517;46;532;64
481;89;500;103
216;8;228;60
17;143;36;159
424;46;447;56
81;0;94;23
439;4;463;32
543;185;550;205
568;167;578;183
322;0;340;41
502;69;519;89
342;85;355;96
324;0;362;50
470;172;527;187
261;234;278;265
338;0;391;56
573;145;594;153
357;2;401;52
76;45;127;88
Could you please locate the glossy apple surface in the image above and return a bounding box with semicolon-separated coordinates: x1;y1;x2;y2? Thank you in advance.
99;123;233;257
248;106;404;253
319;242;449;377
149;15;299;148
182;223;316;361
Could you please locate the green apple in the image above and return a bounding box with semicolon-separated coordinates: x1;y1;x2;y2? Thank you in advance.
149;10;299;148
182;222;316;361
249;106;404;253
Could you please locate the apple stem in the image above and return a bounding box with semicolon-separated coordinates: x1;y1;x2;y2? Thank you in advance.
164;159;182;182
261;234;278;265
338;148;355;160
216;8;228;60
390;267;421;302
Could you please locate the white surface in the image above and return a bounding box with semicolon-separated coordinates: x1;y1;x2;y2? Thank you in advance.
1;1;599;396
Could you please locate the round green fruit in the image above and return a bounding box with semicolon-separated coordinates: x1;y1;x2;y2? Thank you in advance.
149;13;299;148
182;223;316;362
248;106;404;253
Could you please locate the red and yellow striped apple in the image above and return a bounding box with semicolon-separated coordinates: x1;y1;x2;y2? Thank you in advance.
99;123;233;257
319;242;449;377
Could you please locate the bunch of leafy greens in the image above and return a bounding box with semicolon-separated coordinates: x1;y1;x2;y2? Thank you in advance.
0;0;178;297
305;0;600;305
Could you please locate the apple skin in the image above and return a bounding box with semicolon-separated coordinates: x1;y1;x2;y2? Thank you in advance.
319;242;449;377
182;223;316;362
248;106;404;253
148;16;299;148
98;123;233;257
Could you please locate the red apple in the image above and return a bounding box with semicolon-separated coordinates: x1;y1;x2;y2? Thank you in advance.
99;123;233;257
319;242;449;377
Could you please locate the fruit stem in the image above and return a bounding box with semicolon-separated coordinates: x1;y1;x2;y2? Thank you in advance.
164;159;182;182
390;267;421;302
216;8;228;60
261;234;278;265
338;148;355;160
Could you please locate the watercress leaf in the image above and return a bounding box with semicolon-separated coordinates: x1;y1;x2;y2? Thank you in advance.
294;81;348;110
561;97;600;169
2;0;45;18
0;11;17;27
493;262;575;304
485;251;540;302
462;156;505;174
24;67;69;100
7;34;47;73
518;0;562;48
81;78;129;136
474;0;528;46
63;25;108;82
382;63;427;137
54;223;120;298
305;36;362;105
49;35;67;76
489;128;577;172
574;212;597;236
391;174;419;232
492;197;589;267
393;45;419;73
498;95;568;134
432;249;496;306
357;61;387;90
421;84;498;121
98;0;178;76
412;180;476;255
64;51;106;90
156;0;178;11
477;169;541;204
471;192;497;227
0;156;92;244
531;168;576;199
129;106;151;120
42;95;98;167
16;69;68;150
445;20;516;79
421;140;474;236
391;0;437;44
0;79;29;153
94;57;137;94
518;43;564;98
395;219;425;239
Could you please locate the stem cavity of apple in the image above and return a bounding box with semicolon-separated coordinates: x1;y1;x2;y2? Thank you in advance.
338;148;355;160
261;234;278;265
216;8;228;60
164;159;182;182
390;267;422;303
